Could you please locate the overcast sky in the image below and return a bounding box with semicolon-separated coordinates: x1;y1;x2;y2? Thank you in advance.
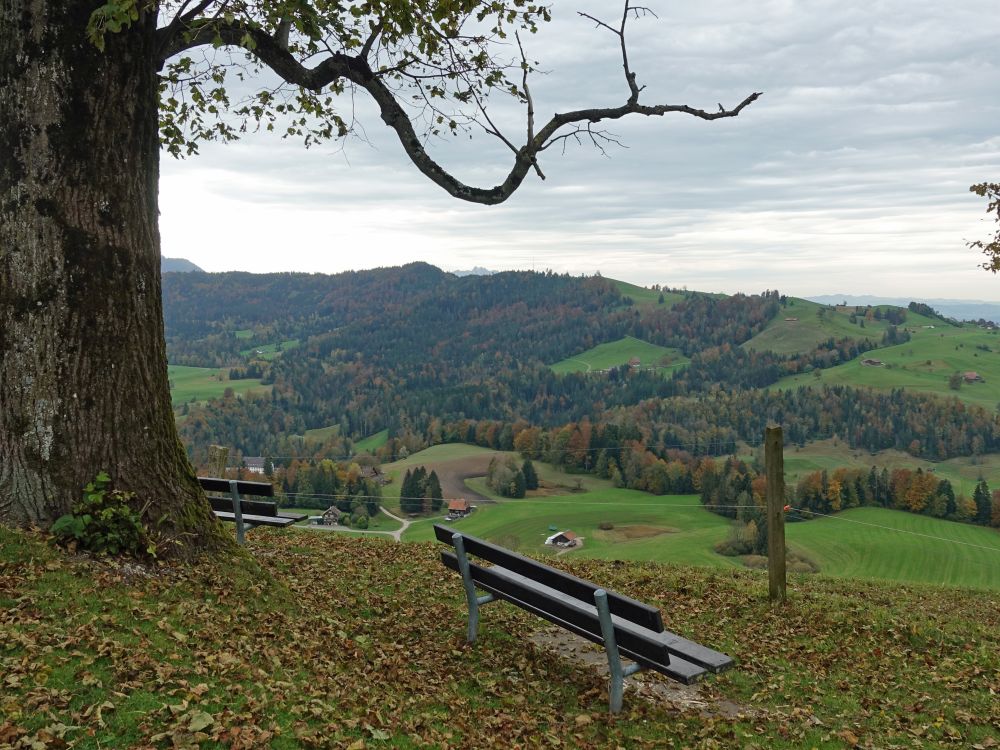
159;0;1000;301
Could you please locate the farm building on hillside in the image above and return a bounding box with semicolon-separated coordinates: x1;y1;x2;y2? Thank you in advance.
861;358;883;367
243;457;265;474
784;317;798;322
445;499;471;519
544;530;578;548
321;506;343;525
628;356;641;368
964;371;985;383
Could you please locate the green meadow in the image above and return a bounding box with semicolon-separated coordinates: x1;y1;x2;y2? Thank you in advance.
550;335;688;374
775;321;1000;408
613;279;687;307
353;429;389;453
743;298;947;355
392;445;1000;590
785;507;1000;590
167;364;267;405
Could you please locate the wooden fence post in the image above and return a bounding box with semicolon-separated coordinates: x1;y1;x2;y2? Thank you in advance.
207;445;229;479
765;426;786;604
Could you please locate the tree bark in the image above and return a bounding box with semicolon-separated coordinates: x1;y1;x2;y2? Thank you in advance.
0;0;231;557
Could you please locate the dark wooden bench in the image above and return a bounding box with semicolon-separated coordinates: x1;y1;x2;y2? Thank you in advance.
434;524;733;713
199;477;307;545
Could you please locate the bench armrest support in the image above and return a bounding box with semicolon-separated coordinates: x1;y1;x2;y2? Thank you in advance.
454;533;494;642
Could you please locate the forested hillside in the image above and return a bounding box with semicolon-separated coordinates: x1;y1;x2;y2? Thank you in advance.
163;266;1000;472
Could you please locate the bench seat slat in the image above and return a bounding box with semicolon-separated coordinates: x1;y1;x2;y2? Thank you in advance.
434;524;663;633
213;511;299;528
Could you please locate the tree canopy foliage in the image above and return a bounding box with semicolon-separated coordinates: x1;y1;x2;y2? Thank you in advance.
969;182;1000;272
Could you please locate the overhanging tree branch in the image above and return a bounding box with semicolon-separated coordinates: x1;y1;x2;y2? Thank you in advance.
157;5;762;205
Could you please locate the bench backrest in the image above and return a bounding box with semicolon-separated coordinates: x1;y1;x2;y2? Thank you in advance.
434;524;663;632
200;477;278;517
198;477;274;497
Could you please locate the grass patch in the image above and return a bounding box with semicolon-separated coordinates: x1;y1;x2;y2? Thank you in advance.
1;526;997;748
774;320;1000;408
612;279;688;307
353;429;389;454
550;336;688;375
167;365;267;405
785;507;1000;590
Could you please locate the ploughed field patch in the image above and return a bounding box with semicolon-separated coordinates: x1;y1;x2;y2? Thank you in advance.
595;524;679;542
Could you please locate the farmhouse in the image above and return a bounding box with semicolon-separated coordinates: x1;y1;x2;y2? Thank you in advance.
964;371;985;383
243;456;266;475
861;358;883;367
321;506;343;525
544;530;578;548
446;499;471;519
628;356;641;368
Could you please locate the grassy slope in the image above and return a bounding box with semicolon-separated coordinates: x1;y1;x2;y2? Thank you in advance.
392;446;1000;590
612;279;687;307
168;364;267;405
775;321;1000;408
785;507;1000;590
354;429;390;453
550;336;689;374
746;298;899;354
1;527;997;749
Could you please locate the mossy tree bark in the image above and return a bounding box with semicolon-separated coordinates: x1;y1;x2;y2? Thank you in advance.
0;0;231;557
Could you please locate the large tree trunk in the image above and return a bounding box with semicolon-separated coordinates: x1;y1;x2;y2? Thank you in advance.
0;0;232;557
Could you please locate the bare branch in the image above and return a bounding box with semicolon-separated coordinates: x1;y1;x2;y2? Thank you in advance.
579;0;655;104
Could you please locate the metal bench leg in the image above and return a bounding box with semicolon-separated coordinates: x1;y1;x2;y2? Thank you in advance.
229;480;246;546
595;589;643;714
453;534;494;643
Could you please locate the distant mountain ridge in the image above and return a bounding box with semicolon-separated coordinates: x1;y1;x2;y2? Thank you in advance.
161;256;203;273
807;294;1000;323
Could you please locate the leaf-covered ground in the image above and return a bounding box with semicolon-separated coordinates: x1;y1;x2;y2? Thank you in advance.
1;527;998;749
